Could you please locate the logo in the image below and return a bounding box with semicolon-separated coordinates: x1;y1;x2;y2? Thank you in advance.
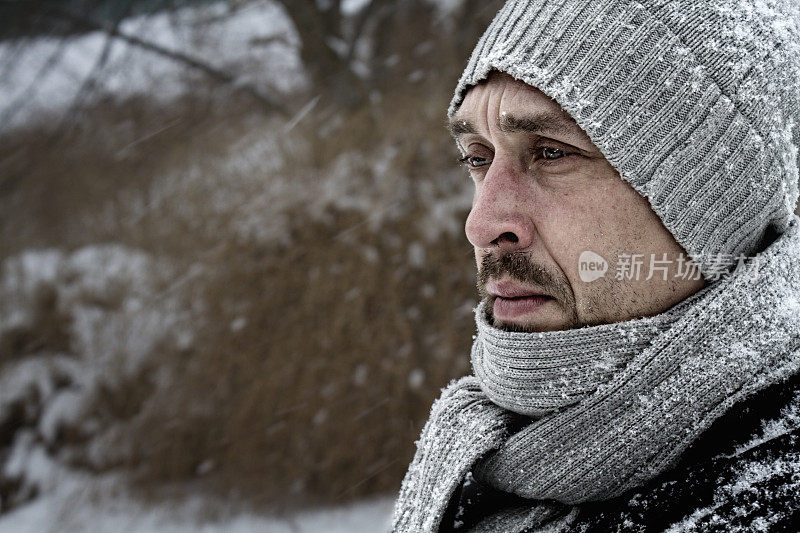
578;251;608;282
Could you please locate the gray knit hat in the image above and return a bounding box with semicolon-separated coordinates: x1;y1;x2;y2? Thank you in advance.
449;0;800;274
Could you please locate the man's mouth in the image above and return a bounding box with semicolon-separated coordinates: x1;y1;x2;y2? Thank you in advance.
486;280;554;321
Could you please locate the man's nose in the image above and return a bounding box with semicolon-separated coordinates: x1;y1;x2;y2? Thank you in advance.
464;163;536;253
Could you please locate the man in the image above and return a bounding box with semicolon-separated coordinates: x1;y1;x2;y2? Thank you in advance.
393;0;800;531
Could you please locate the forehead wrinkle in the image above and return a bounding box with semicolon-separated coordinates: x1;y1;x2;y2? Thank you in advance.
498;112;576;136
447;111;580;142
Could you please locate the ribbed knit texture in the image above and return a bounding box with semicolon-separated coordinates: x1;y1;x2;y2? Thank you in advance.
392;216;800;533
471;291;703;417
448;0;800;278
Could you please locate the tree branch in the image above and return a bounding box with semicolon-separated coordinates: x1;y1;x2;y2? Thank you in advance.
44;5;288;117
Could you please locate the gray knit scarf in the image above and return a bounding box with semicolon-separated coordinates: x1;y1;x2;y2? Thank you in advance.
392;217;800;533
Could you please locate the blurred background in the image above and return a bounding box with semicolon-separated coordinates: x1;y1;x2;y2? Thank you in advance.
0;0;504;530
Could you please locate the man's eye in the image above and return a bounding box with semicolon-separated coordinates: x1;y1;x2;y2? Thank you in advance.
540;147;565;160
459;155;492;168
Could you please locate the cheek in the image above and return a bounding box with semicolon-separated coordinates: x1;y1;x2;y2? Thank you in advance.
534;182;637;294
563;182;650;249
536;191;606;262
550;196;640;322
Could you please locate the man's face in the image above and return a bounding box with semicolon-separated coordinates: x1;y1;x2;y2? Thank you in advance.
451;73;705;332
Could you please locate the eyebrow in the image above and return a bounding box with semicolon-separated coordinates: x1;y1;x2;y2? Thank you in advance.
448;112;577;139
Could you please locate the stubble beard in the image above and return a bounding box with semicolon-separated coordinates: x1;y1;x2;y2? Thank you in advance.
476;252;580;332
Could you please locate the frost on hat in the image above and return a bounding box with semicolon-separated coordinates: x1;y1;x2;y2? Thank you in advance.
450;0;800;276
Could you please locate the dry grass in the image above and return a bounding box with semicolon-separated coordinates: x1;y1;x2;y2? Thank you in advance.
116;206;477;508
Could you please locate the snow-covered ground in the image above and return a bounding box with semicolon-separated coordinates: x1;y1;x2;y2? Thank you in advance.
0;441;394;533
0;477;394;533
0;238;397;533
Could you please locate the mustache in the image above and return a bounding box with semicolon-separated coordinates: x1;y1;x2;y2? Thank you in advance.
477;253;570;303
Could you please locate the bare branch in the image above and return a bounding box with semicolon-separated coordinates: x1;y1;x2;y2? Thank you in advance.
44;5;288;116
